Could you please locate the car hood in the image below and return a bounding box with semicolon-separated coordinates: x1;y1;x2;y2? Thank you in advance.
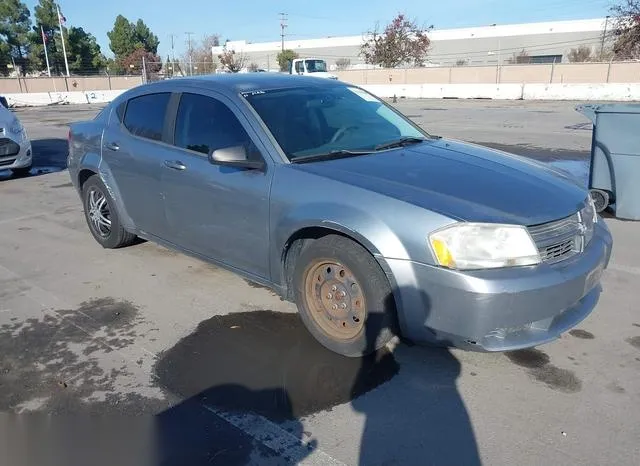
291;138;588;226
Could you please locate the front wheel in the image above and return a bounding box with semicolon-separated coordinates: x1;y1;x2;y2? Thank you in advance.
293;234;398;357
11;165;32;177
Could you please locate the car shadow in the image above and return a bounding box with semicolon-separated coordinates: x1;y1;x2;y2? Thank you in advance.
154;286;480;465
0;138;68;182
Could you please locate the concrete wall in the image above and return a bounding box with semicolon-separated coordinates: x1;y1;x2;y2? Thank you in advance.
335;62;640;85
0;76;143;94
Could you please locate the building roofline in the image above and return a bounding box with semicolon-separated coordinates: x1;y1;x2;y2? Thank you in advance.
213;17;609;54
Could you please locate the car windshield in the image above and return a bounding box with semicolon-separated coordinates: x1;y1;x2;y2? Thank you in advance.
305;60;327;73
242;85;429;161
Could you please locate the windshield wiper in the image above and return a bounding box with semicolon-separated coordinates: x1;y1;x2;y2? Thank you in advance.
290;149;372;164
374;136;428;151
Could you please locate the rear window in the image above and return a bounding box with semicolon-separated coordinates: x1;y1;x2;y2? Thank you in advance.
123;93;170;141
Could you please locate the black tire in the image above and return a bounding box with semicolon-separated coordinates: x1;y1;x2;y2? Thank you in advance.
589;189;610;213
81;174;136;249
293;234;398;357
11;165;32;177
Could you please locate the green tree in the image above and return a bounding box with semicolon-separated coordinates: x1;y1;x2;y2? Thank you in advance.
29;0;64;74
277;49;298;71
0;40;11;75
132;19;159;54
107;15;159;61
0;0;32;74
67;27;105;74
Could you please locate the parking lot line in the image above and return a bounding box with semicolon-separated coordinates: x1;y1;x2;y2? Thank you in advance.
204;406;346;466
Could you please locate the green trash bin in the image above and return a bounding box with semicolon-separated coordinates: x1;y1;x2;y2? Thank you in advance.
576;103;640;221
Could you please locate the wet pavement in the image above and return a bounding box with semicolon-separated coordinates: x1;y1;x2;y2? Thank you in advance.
1;102;639;466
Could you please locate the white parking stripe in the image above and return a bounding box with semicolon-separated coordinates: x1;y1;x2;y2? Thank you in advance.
205;406;345;465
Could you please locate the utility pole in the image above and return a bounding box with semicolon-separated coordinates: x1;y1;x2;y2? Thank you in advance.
279;12;288;52
186;32;194;75
170;34;176;63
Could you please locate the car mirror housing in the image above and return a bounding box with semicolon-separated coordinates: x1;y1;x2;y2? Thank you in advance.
209;145;265;170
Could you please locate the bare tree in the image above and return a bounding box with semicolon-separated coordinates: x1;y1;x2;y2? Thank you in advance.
335;58;351;70
218;48;247;72
507;49;531;64
360;13;433;68
610;0;640;59
248;62;259;72
568;45;595;62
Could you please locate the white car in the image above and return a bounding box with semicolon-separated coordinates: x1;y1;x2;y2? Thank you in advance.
0;104;32;176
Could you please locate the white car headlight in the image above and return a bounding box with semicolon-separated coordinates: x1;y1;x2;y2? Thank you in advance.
428;223;541;270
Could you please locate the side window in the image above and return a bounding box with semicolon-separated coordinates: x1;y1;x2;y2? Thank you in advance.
174;93;254;156
295;61;303;73
123;92;170;141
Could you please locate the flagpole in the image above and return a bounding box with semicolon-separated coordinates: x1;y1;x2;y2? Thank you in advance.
41;25;51;77
57;4;70;77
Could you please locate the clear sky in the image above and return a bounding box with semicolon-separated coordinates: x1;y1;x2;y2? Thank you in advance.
25;0;614;59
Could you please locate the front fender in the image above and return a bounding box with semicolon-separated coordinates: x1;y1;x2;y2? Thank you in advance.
271;201;410;287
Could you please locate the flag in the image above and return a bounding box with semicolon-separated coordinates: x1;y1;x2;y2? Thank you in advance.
40;25;47;44
57;6;66;25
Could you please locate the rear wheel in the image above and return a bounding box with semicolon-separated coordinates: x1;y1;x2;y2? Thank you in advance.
293;234;397;357
82;174;136;249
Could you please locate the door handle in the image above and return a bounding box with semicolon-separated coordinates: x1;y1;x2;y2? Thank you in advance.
163;160;187;171
104;142;120;151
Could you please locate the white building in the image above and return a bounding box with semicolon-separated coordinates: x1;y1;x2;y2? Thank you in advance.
212;17;612;70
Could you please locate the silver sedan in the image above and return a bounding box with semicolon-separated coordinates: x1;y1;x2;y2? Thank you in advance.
67;75;612;357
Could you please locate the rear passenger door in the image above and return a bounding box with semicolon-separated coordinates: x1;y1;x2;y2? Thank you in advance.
160;91;273;278
101;92;174;238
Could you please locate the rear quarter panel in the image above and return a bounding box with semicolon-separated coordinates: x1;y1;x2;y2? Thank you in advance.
68;106;112;191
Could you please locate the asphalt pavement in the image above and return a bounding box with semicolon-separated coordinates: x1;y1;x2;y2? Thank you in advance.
0;101;638;466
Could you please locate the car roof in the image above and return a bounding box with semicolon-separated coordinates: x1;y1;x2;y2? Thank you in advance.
131;73;346;96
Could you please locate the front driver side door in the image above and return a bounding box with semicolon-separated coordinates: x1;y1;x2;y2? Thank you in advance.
160;91;273;279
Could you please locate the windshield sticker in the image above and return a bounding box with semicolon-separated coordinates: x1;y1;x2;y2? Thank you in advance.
347;87;379;102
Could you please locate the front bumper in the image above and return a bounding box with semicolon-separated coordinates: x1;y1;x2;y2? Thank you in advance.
0;134;32;170
388;221;613;352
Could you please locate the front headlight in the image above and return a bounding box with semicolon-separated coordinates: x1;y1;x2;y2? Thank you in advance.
580;196;598;246
428;223;541;270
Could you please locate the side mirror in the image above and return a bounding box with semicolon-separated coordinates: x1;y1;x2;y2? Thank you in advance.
208;144;265;170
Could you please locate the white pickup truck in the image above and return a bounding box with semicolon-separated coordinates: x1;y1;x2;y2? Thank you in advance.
288;58;338;80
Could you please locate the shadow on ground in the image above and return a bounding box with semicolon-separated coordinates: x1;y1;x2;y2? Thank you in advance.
154;288;480;465
0;138;68;182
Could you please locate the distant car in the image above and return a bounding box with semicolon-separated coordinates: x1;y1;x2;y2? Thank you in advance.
67;75;612;357
0;104;32;176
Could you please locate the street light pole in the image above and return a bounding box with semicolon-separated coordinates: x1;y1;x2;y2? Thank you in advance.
186;32;194;75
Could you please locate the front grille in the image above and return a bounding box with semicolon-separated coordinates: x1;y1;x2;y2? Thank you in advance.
528;213;582;264
0;138;20;157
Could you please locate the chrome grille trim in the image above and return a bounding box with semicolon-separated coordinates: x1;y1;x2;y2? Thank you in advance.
528;213;582;264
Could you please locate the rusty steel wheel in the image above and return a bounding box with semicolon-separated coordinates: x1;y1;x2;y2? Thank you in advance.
293;234;398;357
303;260;366;341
